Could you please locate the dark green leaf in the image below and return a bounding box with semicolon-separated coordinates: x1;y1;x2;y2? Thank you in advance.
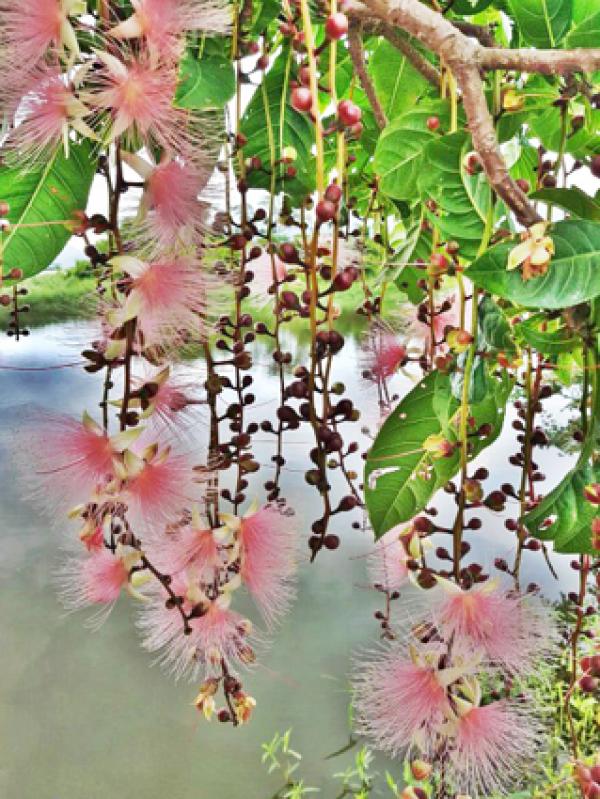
374;100;450;201
369;40;428;121
565;8;600;46
364;369;511;537
478;296;517;355
514;313;579;354
465;220;600;309
419;131;491;259
0;141;96;282
507;0;572;47
175;50;235;110
240;47;314;198
530;187;600;221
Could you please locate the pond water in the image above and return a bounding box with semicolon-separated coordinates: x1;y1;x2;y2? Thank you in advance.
0;321;579;799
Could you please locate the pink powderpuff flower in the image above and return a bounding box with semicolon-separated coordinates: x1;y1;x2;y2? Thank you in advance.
222;504;297;628
108;0;230;62
107;255;212;349
5;66;95;166
0;0;81;93
60;543;148;626
447;700;539;797
146;515;220;577
138;576;256;680
21;411;123;513
131;366;204;433
352;643;452;757
117;445;200;532
121;152;209;253
431;578;556;676
88;51;194;154
367;526;409;593
361;327;407;380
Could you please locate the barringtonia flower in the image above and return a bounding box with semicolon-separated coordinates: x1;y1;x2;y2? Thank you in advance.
121;151;209;253
220;503;297;628
431;577;555;676
0;0;84;92
114;444;199;530
21;410;141;513
127;366;203;432
60;543;150;626
232;691;257;725
361;329;407;380
445;679;540;797
508;223;554;280
87;52;193;153
352;642;466;757
146;505;221;576
108;0;230;62
138;573;256;680
5;66;96;166
106;255;213;349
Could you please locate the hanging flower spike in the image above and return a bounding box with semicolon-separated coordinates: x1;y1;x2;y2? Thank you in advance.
220;503;297;628
508;222;554;281
352;642;457;757
121;152;209;253
0;0;84;92
107;255;213;350
21;410;141;514
87;51;194;154
445;688;540;797
431;577;556;676
123;366;203;433
138;572;256;681
367;525;410;593
108;0;231;63
5;66;96;167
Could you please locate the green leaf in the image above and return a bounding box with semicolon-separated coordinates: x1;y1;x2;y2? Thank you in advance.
514;313;579;355
507;0;572;46
251;0;281;35
565;8;600;46
524;458;600;554
418;131;491;259
465;220;600;309
369;40;428;121
451;0;495;12
175;49;235;110
478;295;517;355
530;107;600;158
530;187;600;221
364;369;511;538
374;100;450;201
240;47;314;198
0;141;95;282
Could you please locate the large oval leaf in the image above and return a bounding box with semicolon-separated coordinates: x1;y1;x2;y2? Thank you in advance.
418;131;491;260
374;101;450;202
507;0;572;47
364;368;511;538
465;220;600;309
565;8;600;46
0;140;96;281
530;187;600;221
175;49;235;110
514;313;579;355
369;40;428;122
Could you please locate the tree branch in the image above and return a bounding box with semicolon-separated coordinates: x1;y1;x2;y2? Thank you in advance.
352;0;542;226
478;47;600;74
348;21;388;129
451;20;496;48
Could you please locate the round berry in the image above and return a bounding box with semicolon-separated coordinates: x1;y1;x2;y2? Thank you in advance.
291;86;313;114
316;199;337;223
591;155;600;179
325;12;349;40
426;116;440;131
338;100;361;127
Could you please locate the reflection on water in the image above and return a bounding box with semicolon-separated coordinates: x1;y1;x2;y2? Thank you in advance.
0;322;578;798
